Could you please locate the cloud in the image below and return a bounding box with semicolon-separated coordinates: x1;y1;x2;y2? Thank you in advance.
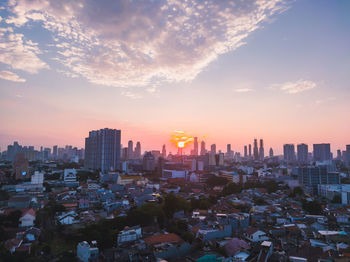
121;91;142;99
0;28;49;73
316;97;336;105
3;0;289;87
271;79;316;94
0;70;26;82
234;88;253;93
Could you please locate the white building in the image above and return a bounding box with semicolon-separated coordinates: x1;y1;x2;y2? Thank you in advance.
244;228;269;242
318;184;350;205
31;171;44;185
64;169;77;182
19;209;36;227
77;241;99;262
117;226;142;245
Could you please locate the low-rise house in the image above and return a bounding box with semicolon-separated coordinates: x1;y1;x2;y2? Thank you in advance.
77;241;99;262
244;228;269;242
19;208;36;227
57;210;79;225
117;226;142;246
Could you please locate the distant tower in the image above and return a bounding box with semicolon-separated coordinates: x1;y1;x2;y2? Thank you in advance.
210;144;216;154
259;139;264;160
269;148;274;157
134;142;141;159
128;140;133;159
200;141;206;155
193;137;198;156
162;144;166;158
284;144;296;163
249;144;252;158
253;139;259;160
297;143;308;164
244;146;248;158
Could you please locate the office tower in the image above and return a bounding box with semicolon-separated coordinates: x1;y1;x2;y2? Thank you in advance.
298;166;340;194
162;144;166;158
313;143;331;162
259;139;264;160
134;141;141;159
336;150;341;160
244;146;248;158
210;144;216;154
297;143;308;164
345;145;350;163
269;148;274;157
13;153;29;180
122;147;128;160
193;137;198;156
127;140;133;159
227;144;231;153
84;128;121;172
283;144;296;162
253;139;259;160
53;145;58;159
200;141;206;155
143;152;155;171
249;144;252;158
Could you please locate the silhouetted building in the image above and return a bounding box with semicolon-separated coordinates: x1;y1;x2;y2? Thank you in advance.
248;144;252;158
200;141;206;155
162;144;166;158
244;146;248;158
192;137;198;156
134;141;141;159
253;139;259;160
269;148;274;157
313;143;331;162
297;143;308;164
210;144;216;154
284;144;295;162
128;140;133;160
84;128;121;172
13;153;29;180
143;151;155;171
259;139;264;160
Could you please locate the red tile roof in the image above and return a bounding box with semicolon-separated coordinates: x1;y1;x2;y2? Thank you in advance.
145;233;182;245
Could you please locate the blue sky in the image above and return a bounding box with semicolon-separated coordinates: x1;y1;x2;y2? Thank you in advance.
0;0;349;154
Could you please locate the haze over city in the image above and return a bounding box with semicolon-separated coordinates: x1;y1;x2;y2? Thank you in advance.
0;0;349;154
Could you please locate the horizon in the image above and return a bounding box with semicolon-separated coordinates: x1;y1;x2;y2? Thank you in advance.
1;0;350;156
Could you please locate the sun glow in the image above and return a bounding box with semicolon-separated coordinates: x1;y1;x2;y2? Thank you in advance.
171;130;194;149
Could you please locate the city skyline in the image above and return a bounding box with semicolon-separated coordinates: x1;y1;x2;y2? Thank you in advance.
1;1;350;154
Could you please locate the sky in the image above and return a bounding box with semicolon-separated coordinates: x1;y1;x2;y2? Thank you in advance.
0;0;349;155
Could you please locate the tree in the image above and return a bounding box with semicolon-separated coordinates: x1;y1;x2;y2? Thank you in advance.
331;195;341;204
301;199;322;215
206;175;228;188
222;182;242;196
162;192;190;218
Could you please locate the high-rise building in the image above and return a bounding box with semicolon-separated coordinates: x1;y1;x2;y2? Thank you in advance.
162;144;166;158
253;139;259;160
298;166;340;194
269;148;274;157
210;144;216;154
193;137;198;156
200;141;206;155
336;150;341;160
134;141;141;159
346;145;350;163
297;143;308;164
313;143;331;162
84;128;121;172
143;152;155;171
259;139;264;160
128;140;133;159
248;144;252;158
244;146;248;158
53;145;58;159
283;144;295;162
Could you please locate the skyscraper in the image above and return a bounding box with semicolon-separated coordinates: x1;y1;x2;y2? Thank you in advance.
269;148;274;157
162;144;166;158
193;137;198;156
284;144;296;162
53;145;58;159
128;140;133;159
244;146;248;158
297;143;308;164
313;143;331;162
200;141;206;155
211;144;216;154
346;145;350;163
253;139;259;160
84;128;121;172
248;144;252;158
134;141;141;159
259;139;264;160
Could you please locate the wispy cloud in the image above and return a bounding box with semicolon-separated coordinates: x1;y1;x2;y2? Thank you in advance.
121;91;142;99
271;79;316;94
234;88;253;93
0;70;26;82
316;97;336;105
1;0;289;88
